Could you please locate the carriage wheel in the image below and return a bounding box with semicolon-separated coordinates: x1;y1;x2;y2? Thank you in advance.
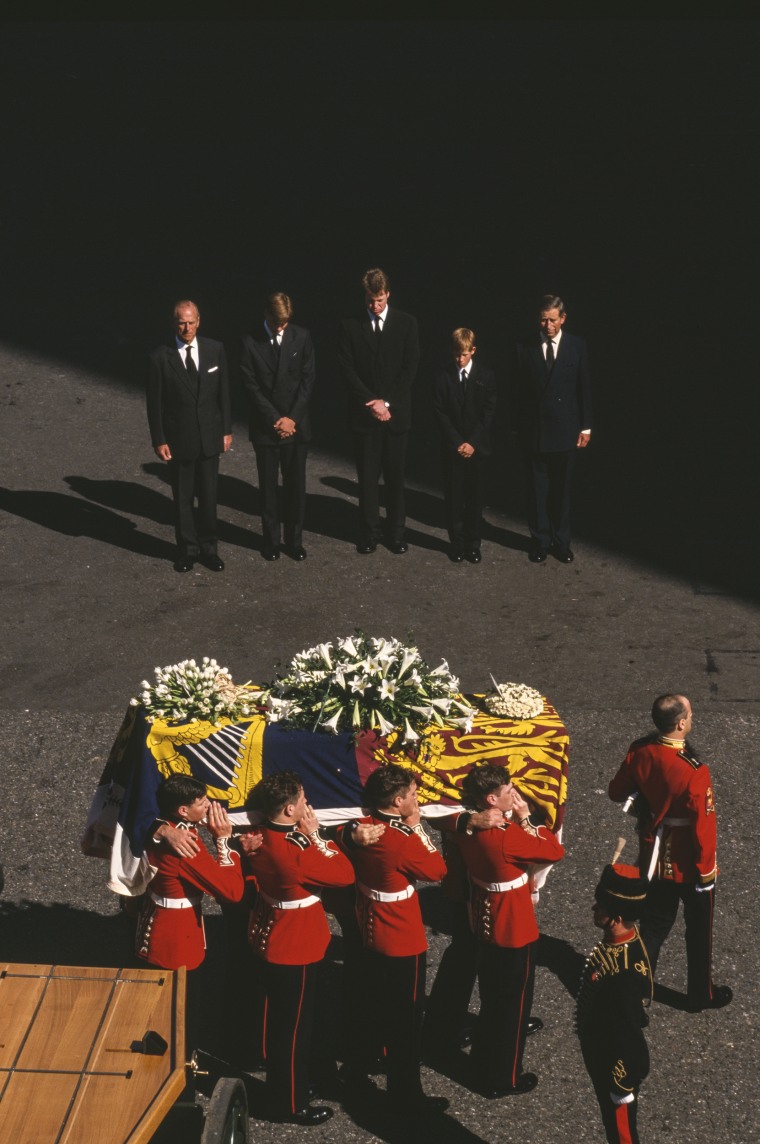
201;1077;249;1144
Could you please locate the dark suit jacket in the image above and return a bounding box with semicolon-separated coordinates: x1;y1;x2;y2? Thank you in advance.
338;308;420;434
434;361;497;458
239;323;315;446
147;336;231;461
514;330;592;452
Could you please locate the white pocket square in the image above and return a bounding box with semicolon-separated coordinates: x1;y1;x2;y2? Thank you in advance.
207;365;219;373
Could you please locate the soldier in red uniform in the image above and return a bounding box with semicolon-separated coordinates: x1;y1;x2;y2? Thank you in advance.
136;774;244;971
340;764;449;1116
608;694;732;1011
576;863;653;1144
241;771;354;1126
454;765;564;1098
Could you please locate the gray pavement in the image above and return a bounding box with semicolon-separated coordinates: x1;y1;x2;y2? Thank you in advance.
1;343;758;1142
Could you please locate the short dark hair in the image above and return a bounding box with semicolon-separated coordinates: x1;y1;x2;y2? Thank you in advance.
651;694;689;734
461;764;512;809
248;771;303;818
540;294;565;316
156;774;206;819
362;764;415;810
363;267;390;295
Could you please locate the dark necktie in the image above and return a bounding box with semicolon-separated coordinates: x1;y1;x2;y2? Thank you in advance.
545;339;555;371
185;345;198;382
272;336;281;361
374;316;382;336
461;368;468;396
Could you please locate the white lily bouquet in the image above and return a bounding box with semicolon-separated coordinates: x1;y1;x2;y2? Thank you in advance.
131;657;254;724
484;679;544;720
259;633;477;742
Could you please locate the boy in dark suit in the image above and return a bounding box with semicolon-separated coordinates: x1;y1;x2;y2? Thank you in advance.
240;293;316;561
433;328;497;563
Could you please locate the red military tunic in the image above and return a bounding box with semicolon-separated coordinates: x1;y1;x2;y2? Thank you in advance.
341;811;447;956
137;827;244;970
455;820;565;947
608;736;717;885
247;820;354;964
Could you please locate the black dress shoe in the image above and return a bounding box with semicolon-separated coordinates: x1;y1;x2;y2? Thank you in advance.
286;545;307;561
466;548;482;564
388;541;409;554
449;549;464;563
356;541;377;554
483;1072;538;1097
526;1016;544;1036
174;557;194;573
528;549;547;564
262;546;280;561
200;554;224;572
285;1105;333;1126
688;984;733;1011
552;547;574;563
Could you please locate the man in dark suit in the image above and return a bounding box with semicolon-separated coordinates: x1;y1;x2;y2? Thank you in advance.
147;300;232;573
338;267;420;554
434;327;497;563
514;294;592;563
239;292;315;561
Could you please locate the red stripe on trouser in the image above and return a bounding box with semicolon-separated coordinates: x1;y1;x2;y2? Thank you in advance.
511;952;531;1086
614;1102;634;1144
289;966;307;1113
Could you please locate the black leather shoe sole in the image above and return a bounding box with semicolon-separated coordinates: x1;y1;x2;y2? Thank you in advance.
528;550;547;564
174;558;194;573
483;1072;538;1097
388;541;409;554
526;1016;544;1035
356;542;377;554
262;547;280;561
286;546;307;560
466;549;482;563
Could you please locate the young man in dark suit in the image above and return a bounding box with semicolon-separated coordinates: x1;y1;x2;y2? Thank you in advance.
434;327;497;563
338;267;420;554
514;294;592;564
239;292;316;561
147;300;232;573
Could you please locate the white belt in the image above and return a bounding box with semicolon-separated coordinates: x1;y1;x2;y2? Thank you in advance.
471;873;528;893
647;818;691;880
150;893;201;910
261;891;320;910
357;881;415;903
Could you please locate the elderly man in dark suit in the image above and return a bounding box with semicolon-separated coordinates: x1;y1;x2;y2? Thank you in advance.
240;292;316;561
338;268;420;554
147;300;232;573
434;327;497;563
514;294;592;564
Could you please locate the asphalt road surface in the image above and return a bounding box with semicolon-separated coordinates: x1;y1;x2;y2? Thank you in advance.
1;339;757;1143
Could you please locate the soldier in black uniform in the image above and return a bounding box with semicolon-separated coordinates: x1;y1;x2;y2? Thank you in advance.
576;863;653;1144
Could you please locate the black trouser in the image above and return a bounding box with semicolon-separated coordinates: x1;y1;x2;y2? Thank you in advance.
169;452;220;557
526;448;575;552
442;453;486;551
582;1046;643;1144
261;960;318;1115
363;949;426;1105
639;880;715;1005
354;427;408;544
472;940;535;1092
424;900;478;1046
254;441;307;550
